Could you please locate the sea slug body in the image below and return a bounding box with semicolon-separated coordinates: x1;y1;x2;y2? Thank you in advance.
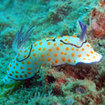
2;21;103;84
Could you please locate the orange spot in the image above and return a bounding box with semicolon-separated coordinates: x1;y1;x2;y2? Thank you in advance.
18;53;20;56
34;44;37;47
57;36;61;39
32;49;35;52
41;63;45;66
76;49;79;51
15;71;18;73
34;62;37;65
55;59;59;63
71;47;74;50
13;66;15;69
38;59;41;61
24;50;27;53
24;55;27;58
47;42;51;45
27;68;31;70
38;47;41;51
66;47;69;51
90;51;93;54
68;59;71;62
65;39;67;41
47;53;50;56
93;56;95;59
20;50;22;53
65;35;68;37
43;48;46;51
20;67;23;69
54;53;57;56
53;43;56;46
52;62;55;65
15;75;18;78
7;68;9;71
48;57;51;61
86;54;90;57
67;41;70;43
16;63;18;66
56;47;60;51
33;53;36;56
12;71;14;73
22;71;24;73
41;54;44;57
22;62;24;64
42;59;45;61
48;49;52;52
27;61;30;64
20;75;23;78
10;64;12;67
64;52;67;55
71;53;75;57
83;58;86;60
72;35;77;38
78;54;82;58
81;48;84;51
39;42;42;45
9;73;12;76
62;57;65;62
61;52;63;54
74;60;76;63
60;43;63;46
29;56;32;59
25;74;27;77
86;44;89;47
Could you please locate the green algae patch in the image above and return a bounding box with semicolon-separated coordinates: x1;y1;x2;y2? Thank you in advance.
0;82;21;98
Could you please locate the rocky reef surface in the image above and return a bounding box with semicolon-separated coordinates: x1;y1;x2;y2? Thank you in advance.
0;0;105;105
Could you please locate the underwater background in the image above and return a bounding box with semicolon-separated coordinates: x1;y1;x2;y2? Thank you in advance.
0;0;105;105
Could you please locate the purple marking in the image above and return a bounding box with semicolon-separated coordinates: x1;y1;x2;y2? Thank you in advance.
80;25;87;41
79;21;84;30
79;21;87;41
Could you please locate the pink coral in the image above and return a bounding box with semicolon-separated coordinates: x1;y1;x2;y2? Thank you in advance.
89;8;105;38
99;0;105;7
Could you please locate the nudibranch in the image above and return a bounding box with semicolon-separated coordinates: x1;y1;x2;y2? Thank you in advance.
2;21;103;84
